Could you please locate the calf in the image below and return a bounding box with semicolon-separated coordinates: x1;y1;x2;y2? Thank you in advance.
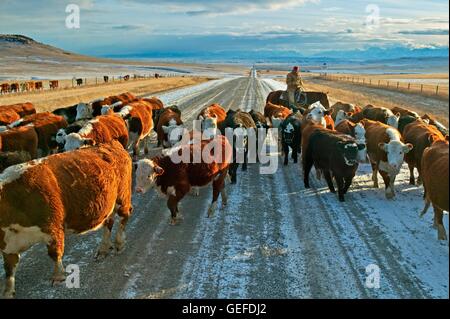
303;130;362;202
420;139;449;240
403;119;445;185
11;112;68;156
362;119;413;199
0;140;133;298
102;100;154;159
135;135;232;224
280;115;302;166
157;107;184;148
63;114;128;151
264;102;292;128
223;109;256;183
0;102;35;117
335;119;368;163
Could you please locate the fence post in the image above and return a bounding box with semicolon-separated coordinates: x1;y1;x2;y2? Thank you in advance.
408;83;410;90
397;82;399;89
369;79;371;85
421;84;423;93
387;81;389;87
378;80;380;86
436;85;439;95
96;78;98;85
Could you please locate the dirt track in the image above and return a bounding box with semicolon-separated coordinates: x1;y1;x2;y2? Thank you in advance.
1;74;448;299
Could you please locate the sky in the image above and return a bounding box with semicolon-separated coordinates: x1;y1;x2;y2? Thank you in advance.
0;0;448;57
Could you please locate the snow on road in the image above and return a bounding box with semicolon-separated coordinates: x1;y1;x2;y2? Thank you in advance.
1;74;448;299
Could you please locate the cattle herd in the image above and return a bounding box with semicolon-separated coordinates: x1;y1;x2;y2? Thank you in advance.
0;88;448;298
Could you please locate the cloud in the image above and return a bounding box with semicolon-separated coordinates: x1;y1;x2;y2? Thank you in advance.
398;29;449;35
124;0;316;16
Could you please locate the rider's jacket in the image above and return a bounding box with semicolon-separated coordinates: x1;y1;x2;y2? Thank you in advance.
286;71;304;91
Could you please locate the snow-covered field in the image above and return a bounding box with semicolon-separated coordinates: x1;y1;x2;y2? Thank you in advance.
1;74;448;299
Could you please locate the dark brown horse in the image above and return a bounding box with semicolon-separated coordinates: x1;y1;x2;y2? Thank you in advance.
266;90;330;113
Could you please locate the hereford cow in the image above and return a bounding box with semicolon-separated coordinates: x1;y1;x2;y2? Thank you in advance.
0;102;36;117
53;104;79;124
55;120;90;152
63;114;128;151
34;81;43;90
0;84;10;94
10;83;19;93
391;106;419;119
197;104;227;134
303;129;363;202
352;105;400;129
420;139;449;240
0;125;39;160
102;99;154;159
157;107;184;148
27;82;35;91
330;102;360;121
280;115;302;166
135;135;232;224
302;102;333;129
223;109;256;183
0;109;20;126
49;80;59;89
421;114;448;136
11;113;68;156
0;140;133;298
334;110;353;126
398;115;418;135
75;92;137;120
142;97;164;130
335;120;368;163
264;102;292;128
362;119;413;199
402;119;445;185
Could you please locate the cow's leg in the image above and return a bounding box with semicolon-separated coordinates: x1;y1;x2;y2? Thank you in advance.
292;145;298;163
315;165;322;180
420;198;431;217
371;162;379;188
408;162;415;185
95;216;114;259
416;161;423;185
229;163;238;184
144;135;150;155
343;175;353;194
2;253;19;298
115;211;130;253
303;156;313;189
379;171;394;199
283;142;289;166
335;175;346;202
209;172;226;217
323;170;336;193
167;195;180;225
47;231;65;285
433;206;447;240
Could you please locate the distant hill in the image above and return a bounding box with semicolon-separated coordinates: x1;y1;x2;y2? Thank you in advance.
0;34;104;62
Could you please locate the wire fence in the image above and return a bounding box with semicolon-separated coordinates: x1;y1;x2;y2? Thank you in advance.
318;74;449;99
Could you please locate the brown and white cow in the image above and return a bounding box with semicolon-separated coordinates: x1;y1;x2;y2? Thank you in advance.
63;114;128;151
420;138;449;240
76;92;137;120
11;112;68;157
402;119;445;185
0;140;133;298
335;119;368;163
362;119;413;199
157;107;184;148
264;102;292;128
135;135;232;224
352;105;400;129
421;114;448;136
391;106;420;119
197;103;227;135
330;102;361;121
102;99;154;159
49;80;59;90
0;102;36;117
302;102;333;129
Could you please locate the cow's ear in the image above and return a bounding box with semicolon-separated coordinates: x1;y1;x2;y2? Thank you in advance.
83;138;95;146
378;142;387;151
154;166;164;176
396;112;401;119
403;143;413;153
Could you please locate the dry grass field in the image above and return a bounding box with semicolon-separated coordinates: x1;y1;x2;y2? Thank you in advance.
0;76;211;112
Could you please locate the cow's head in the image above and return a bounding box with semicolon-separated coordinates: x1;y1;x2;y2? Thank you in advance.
201;116;219;138
64;133;95;151
282;122;296;144
354;123;368;162
101;105;113;115
162;119;184;147
335;110;352;126
337;141;363;166
135;159;164;194
306;102;330;127
55;128;67;150
378;139;413;172
75;103;92;121
386;112;400;129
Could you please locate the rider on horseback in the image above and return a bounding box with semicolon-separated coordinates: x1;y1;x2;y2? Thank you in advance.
286;66;305;109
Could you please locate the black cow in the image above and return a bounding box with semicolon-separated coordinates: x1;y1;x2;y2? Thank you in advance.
303;130;364;202
55;119;90;152
223;109;256;184
76;78;83;86
104;76;109;83
53;104;78;124
280;115;302;166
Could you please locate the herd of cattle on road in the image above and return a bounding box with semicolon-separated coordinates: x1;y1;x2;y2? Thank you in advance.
0;84;449;298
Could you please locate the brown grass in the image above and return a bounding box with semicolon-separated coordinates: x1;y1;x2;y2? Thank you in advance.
0;77;211;112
